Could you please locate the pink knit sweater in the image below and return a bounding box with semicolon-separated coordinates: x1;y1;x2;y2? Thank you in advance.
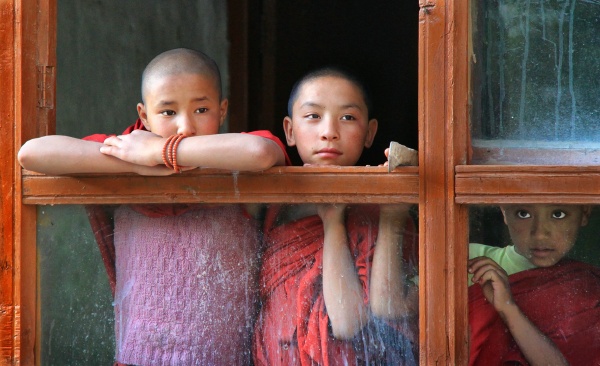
113;205;260;365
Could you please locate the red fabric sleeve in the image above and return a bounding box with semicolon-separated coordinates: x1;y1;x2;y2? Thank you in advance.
82;118;147;142
244;130;292;166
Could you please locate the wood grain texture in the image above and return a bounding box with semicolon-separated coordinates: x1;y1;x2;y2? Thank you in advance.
419;0;470;364
456;165;600;204
21;167;420;205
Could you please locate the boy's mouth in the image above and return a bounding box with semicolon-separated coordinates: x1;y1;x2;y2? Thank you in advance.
316;148;342;158
530;247;554;258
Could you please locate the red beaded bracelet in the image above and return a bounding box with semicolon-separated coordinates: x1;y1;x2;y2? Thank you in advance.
162;135;176;169
162;134;186;172
171;135;185;173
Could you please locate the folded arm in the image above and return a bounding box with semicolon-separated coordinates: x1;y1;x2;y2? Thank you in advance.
370;204;418;319
19;132;286;176
18;135;172;175
320;204;369;340
100;131;286;171
469;257;569;366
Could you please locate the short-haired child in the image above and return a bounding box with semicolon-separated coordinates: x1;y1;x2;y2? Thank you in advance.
19;48;290;365
252;68;418;365
372;202;600;365
468;204;600;365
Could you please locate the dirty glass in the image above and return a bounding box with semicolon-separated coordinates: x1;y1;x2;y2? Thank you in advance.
468;204;600;364
39;203;419;365
37;205;115;365
470;1;600;164
44;0;231;363
47;1;420;364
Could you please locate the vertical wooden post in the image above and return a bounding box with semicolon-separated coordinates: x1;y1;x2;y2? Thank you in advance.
1;0;56;364
419;0;470;364
0;0;18;363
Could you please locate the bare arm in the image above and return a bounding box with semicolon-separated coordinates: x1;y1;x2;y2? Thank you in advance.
18;135;172;175
370;204;419;319
100;130;286;171
469;257;569;366
319;204;368;340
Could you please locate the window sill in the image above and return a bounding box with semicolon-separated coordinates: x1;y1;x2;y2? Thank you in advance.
21;166;419;205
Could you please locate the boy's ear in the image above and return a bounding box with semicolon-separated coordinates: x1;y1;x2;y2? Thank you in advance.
363;118;378;148
580;205;592;227
219;99;229;126
500;206;509;225
283;116;296;146
137;103;150;129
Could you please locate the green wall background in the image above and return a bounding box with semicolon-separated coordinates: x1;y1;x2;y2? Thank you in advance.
40;2;228;364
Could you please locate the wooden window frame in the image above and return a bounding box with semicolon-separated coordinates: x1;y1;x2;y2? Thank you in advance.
4;0;600;365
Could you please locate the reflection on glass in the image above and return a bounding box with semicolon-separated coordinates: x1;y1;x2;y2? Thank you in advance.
38;204;418;365
255;203;418;365
468;204;600;364
39;203;420;365
471;1;600;164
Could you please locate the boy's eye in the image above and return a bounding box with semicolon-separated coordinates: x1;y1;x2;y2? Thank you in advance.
305;113;320;119
341;114;356;121
161;110;176;116
552;211;567;219
195;107;208;113
516;210;531;219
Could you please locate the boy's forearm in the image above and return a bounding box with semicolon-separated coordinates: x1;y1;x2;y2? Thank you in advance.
322;220;368;339
176;133;286;171
500;303;569;366
18;136;141;175
370;210;417;318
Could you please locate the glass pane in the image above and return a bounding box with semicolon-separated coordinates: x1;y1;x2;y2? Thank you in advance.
56;0;230;137
39;203;419;365
38;205;115;365
470;1;600;164
468;204;600;364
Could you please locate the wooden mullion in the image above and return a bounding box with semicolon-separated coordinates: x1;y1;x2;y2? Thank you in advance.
419;0;470;364
419;0;449;363
4;0;56;364
0;0;17;362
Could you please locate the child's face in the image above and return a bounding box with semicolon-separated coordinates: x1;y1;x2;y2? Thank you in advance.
283;76;377;166
501;204;591;267
137;73;227;137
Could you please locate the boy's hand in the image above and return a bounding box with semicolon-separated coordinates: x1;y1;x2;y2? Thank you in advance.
317;204;346;224
468;256;514;313
101;130;165;167
379;147;391;167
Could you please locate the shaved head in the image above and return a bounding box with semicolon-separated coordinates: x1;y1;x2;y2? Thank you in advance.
141;48;222;102
288;67;372;118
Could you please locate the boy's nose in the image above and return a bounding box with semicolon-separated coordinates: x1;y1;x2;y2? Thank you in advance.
531;218;550;239
320;118;339;141
177;116;196;136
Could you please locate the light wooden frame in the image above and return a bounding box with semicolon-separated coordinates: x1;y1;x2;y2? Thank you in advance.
5;0;600;365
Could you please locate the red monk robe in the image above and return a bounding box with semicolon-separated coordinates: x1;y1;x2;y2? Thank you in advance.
253;204;418;366
469;259;600;366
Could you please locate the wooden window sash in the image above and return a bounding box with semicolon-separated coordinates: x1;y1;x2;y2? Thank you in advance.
20;167;419;205
11;0;600;365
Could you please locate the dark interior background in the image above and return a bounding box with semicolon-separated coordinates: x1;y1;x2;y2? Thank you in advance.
248;1;419;166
